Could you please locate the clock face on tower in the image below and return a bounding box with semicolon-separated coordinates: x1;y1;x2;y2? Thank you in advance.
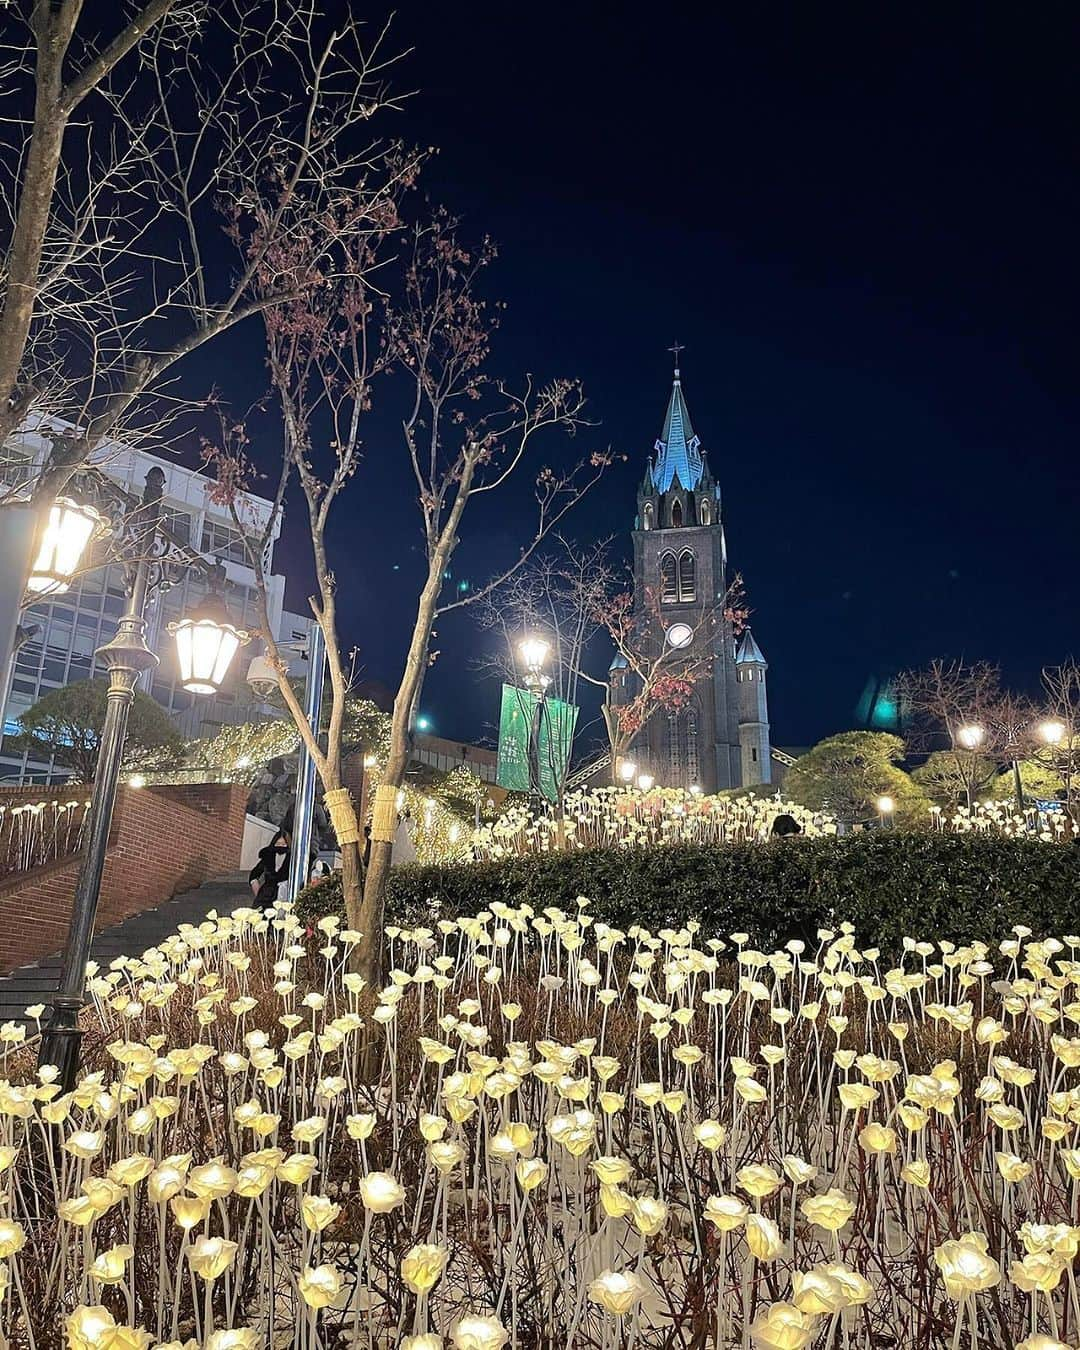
665;622;694;649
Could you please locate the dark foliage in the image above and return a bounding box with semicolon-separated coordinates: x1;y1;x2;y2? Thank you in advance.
297;833;1080;954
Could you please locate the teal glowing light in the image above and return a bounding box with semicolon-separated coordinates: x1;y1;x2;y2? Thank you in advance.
416;715;432;732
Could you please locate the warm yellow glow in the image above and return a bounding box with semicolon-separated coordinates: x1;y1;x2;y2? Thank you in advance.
128;774;147;790
27;498;104;596
518;635;550;674
956;724;985;750
877;795;894;814
637;773;655;792
1039;720;1067;746
617;759;637;782
172;617;243;695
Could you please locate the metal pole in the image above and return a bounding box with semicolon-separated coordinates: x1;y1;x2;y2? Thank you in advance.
38;468;164;1090
288;622;325;902
527;684;545;799
1012;757;1024;812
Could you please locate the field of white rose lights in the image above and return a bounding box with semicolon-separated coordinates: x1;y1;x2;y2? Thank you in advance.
2;892;1080;1348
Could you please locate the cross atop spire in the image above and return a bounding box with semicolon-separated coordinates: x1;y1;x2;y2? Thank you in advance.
667;340;685;378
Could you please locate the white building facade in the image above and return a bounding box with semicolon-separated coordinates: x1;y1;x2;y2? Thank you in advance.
0;418;311;783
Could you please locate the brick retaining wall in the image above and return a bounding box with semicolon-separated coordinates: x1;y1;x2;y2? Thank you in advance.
0;782;247;975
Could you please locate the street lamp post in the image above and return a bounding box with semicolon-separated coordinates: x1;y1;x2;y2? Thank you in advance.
38;468;248;1089
877;795;895;828
518;636;550;800
288;624;325;902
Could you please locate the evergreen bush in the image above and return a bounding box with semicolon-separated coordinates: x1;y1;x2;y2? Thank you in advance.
296;833;1079;953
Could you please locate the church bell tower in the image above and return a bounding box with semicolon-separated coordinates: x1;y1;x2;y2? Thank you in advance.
618;356;770;791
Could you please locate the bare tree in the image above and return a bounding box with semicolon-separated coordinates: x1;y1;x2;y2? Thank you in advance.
213;209;606;984
1041;657;1080;813
0;2;405;509
473;538;611;808
567;564;747;783
354;214;608;981
898;659;1039;808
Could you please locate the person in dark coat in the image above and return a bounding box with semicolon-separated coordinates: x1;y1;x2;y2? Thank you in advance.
249;829;292;902
770;813;802;838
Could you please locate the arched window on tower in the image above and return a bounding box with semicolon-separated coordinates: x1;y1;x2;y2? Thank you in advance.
643;501;653;531
686;707;699;785
667;709;682;779
700;498;711;525
670;498;683;528
659;551;677;604
678;549;696;603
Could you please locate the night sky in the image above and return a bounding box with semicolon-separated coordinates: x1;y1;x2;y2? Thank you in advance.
201;3;1080;754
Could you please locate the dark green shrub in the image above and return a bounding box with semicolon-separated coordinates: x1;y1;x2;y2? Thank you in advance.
297;834;1079;953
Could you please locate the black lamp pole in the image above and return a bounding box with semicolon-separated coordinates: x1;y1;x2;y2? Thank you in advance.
38;467;165;1089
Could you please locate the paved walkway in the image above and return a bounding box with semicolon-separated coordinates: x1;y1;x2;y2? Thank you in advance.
0;871;251;1032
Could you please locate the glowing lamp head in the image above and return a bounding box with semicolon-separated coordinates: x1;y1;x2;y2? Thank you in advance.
169;588;248;696
416;715;432;732
518;635;550;676
27;497;107;596
637;773;655;792
956;724;985;750
1039;720;1067;746
617;759;637;783
877;795;895;815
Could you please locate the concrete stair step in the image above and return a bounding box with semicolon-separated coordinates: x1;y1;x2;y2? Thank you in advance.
0;872;255;1033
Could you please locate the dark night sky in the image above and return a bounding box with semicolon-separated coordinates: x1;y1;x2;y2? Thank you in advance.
207;3;1080;753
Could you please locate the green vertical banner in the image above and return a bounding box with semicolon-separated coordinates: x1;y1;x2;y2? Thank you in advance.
496;683;578;803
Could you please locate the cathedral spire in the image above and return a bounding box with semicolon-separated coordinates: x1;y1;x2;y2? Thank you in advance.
652;354;704;494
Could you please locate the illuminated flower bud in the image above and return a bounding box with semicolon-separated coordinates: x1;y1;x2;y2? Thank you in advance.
791;1269;846;1315
301;1195;341;1233
628;1194;667;1236
745;1212;784;1261
934;1232;1001;1299
693;1120;726;1151
276;1154;319;1186
516;1158;548;1192
0;1222;24;1259
358;1171;405;1214
65;1304;152;1350
900;1160;931;1189
449;1313;509;1350
587;1268;645;1316
737;1164;783;1199
590;1156;633;1185
298;1263;343;1310
188;1237;238;1281
89;1243;133;1285
704;1194;748;1232
858;1122;897;1155
749;1301;818;1350
401;1242;448;1295
169;1195;210;1231
801;1189;855;1233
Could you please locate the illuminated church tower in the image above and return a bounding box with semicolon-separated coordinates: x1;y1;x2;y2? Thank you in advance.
616;358;771;791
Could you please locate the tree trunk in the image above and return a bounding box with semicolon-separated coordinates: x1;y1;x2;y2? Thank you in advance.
357;567;441;988
340;838;363;934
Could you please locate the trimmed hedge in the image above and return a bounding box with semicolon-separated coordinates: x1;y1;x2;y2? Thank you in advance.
297;834;1080;953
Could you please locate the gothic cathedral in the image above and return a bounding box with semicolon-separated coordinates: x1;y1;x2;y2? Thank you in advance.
610;362;772;792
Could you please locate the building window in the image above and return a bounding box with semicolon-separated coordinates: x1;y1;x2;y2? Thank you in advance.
700;499;711;525
667;710;682;779
686;708;699;785
643;502;653;530
670;498;683;529
752;747;758;762
659;551;677;604
201;518;253;566
678;549;696;603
